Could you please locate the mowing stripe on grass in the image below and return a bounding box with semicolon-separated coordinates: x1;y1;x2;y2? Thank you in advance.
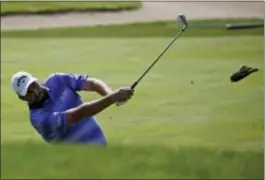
1;1;142;15
1;19;263;38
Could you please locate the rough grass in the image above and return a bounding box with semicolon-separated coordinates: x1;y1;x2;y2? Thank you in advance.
2;142;263;179
0;1;142;15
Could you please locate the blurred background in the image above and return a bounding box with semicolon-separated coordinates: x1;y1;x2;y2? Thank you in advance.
1;0;264;30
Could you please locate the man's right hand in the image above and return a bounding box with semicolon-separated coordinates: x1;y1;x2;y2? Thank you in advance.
111;87;134;103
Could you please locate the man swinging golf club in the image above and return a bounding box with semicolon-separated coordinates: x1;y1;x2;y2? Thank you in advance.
11;14;188;145
11;71;134;145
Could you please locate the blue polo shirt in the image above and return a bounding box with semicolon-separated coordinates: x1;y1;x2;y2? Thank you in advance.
29;73;107;145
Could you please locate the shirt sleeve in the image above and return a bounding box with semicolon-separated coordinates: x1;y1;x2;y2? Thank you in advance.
33;111;68;142
55;73;88;91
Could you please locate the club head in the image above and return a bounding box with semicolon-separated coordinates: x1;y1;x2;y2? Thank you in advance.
178;14;188;30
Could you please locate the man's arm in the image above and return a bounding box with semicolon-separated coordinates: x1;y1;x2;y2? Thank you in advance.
54;73;134;125
82;78;113;96
65;87;133;125
38;87;133;140
35;91;114;140
55;73;113;96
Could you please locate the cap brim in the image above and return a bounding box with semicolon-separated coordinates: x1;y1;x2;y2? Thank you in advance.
20;77;37;96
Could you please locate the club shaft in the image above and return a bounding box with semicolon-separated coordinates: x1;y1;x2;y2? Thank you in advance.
131;29;184;89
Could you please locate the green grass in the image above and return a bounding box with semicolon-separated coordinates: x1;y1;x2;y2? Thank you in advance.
1;19;264;38
1;25;264;178
2;143;263;179
0;1;142;15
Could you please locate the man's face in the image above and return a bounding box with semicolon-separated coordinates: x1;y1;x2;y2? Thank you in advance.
19;82;44;104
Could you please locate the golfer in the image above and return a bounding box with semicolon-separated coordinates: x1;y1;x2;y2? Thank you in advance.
11;71;134;145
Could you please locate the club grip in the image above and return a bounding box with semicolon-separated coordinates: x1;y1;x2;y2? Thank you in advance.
131;81;138;90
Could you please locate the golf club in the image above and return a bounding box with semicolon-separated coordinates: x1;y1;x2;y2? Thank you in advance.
130;14;188;90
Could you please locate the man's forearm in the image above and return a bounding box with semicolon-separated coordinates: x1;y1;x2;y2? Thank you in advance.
66;94;115;125
82;78;113;96
93;79;113;96
65;86;133;125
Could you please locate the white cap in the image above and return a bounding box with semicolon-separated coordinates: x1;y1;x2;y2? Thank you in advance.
11;71;38;96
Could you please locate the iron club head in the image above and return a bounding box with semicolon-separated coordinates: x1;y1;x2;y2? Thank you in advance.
178;14;188;30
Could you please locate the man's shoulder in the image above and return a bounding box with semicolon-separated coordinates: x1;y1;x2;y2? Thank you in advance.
43;73;72;89
43;73;63;83
44;72;77;84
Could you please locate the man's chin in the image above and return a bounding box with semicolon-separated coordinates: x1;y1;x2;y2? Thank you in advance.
33;95;42;104
37;96;43;102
